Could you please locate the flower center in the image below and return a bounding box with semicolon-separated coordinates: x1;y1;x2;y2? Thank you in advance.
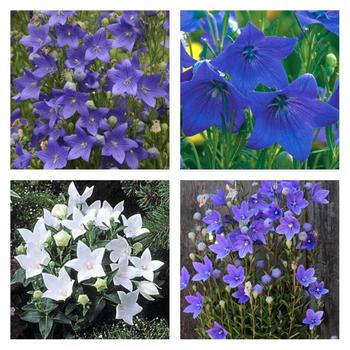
125;31;132;38
209;81;228;100
80;142;88;149
271;94;289;116
85;262;94;270
288;223;293;228
242;45;257;60
60;289;68;297
123;77;132;86
244;240;249;246
141;85;150;94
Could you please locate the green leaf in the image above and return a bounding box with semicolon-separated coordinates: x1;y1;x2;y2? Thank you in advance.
39;316;54;339
11;268;25;285
86;299;106;323
64;303;76;316
40;298;59;314
20;310;41;323
103;293;120;305
53;312;72;325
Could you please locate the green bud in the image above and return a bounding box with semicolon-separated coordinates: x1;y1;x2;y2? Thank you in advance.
226;201;232;208
93;278;108;292
192;284;197;292
188;231;196;241
201;228;207;238
286;239;292;250
49;261;56;270
225;286;231;293
326;53;337;68
219;300;225;309
53;230;71;247
161;123;168;132
252;290;259;299
67;122;75;134
15;244;26;255
110;48;119;59
33;290;43;301
101;17;109;27
266;296;273;305
189;253;196;261
108;115;118;128
132;242;143;255
51;204;68;220
77;294;90;306
86;100;96;110
64;71;73;83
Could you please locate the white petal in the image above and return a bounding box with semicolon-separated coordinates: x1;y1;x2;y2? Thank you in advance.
42;273;60;291
77;240;92;258
148;260;164;272
17;229;33;244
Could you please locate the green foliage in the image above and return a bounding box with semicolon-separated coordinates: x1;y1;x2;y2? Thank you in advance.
78;317;169;339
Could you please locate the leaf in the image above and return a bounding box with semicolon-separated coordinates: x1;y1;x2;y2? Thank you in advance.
11;268;25;285
64;303;76;316
20;310;41;323
40;298;59;314
103;293;120;305
86;299;106;323
53;312;72;325
39;316;54;339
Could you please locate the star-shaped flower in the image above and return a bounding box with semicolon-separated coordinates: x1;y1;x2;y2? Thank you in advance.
62;207;96;240
64;127;96;162
105;235;131;262
111;257;138;291
130;248;164;281
17;218;50;248
65;240;105;282
20;23;52;53
116;290;143;325
37;141;69;169
42;267;74;301
122;213;150;238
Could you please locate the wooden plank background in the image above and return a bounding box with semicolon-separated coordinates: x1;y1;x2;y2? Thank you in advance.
180;181;339;339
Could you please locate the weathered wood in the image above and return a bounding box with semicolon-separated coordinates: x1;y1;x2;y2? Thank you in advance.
180;181;339;339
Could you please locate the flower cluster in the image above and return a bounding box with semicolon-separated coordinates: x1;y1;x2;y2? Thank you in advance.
181;181;332;339
11;11;169;169
12;182;164;338
181;11;339;169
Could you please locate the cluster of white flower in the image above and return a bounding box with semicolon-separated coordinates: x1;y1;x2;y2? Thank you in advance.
14;182;163;325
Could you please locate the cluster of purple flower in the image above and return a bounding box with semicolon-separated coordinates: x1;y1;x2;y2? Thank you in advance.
181;11;339;161
11;11;169;169
181;181;331;339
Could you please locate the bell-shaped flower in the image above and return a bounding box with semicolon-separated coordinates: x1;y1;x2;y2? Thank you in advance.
95;200;124;230
111;257;138;292
130;248;163;281
42;267;74;301
67;182;94;214
17;218;50;248
116;290;142;325
105;235;131;262
62;207;96;239
65;240;105;282
138;281;160;301
81;200;101;215
122;214;149;238
15;244;50;279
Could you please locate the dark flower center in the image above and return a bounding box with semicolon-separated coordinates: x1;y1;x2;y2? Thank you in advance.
242;45;258;60
125;31;132;38
209;81;229;100
124;77;132;86
141;85;150;94
271;94;289;117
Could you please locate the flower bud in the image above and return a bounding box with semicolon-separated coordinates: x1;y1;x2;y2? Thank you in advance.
189;253;196;261
256;259;265;269
137;121;145;133
219;300;225;309
266;296;273;305
53;230;71;247
240;226;249;234
193;212;201;221
15;243;26;255
64;72;73;83
161;123;168;132
271;267;282;279
282;187;290;196
147;147;160;160
192;284;197;292
195;225;202;232
73;70;86;82
187;231;196;241
197;242;206;251
264;218;273;229
226;201;232;208
93;278;108;292
291;262;297;271
286;239;292;249
33;290;43;301
326;53;337;68
108;115;118;128
234;259;242;267
77;294;90;306
303;223;313;232
64;81;76;91
282;260;288;268
86;100;96;110
51;204;68;220
132;242;143;255
212;269;221;279
49;261;56;270
101;17;109;27
298;231;308;241
225;286;231;293
201;228;207;237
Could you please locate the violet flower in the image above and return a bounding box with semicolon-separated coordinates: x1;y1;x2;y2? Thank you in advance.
183;292;204;318
302;309;324;330
207;322;228;339
232;200;254;225
286;191;309;215
56;88;89;119
37;141;69;169
232;284;250;304
64;127;96;162
311;183;329;204
209;234;231;259
308;281;329;299
223;264;245;288
19;24;52;53
231;234;253;258
84;28;111;62
276;215;300;241
180;266;190;290
192;255;213;282
296;265;317;287
13;69;41;101
202;210;224;235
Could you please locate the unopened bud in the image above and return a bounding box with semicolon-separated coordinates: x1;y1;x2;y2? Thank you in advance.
266;296;273;305
77;294;90;306
93;278;108;292
33;290;42;301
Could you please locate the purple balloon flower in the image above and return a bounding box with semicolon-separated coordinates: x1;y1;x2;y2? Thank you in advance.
207;322;228;339
298;232;317;251
136;74;165;107
55;24;84;48
311;183;329;204
13;69;41;101
209;234;231;259
261;274;272;285
286;191;309;215
232;200;254;225
37;141;69;169
252;284;264;295
124;145;149;169
223;264;245;288
65;46;89;71
209;188;226;207
247;74;339;161
264;202;283;221
101;123;138;164
19;24;52;53
64;127;96;162
303;309;324;330
259;181;283;200
308;281;329;299
32;54;57;78
80;71;100;91
76;107;109;136
57;88;89;119
248;193;268;214
12;143;32;169
248;220;269;244
183;292;204;318
108;17;140;52
232;284;250;304
296;265;317;287
202;210;224;235
212;22;297;92
107;59;144;96
192;255;213;282
271;268;282;279
180;266;190;291
42;11;75;26
276;215;300;241
296;11;339;36
231;234;253;258
84;28;111;62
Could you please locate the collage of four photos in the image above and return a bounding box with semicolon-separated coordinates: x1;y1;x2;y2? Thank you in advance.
9;9;340;341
